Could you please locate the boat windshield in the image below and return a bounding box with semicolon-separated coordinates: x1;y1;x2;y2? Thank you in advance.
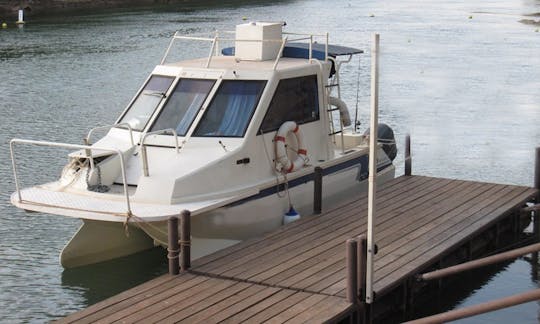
119;75;174;131
193;80;266;137
150;79;215;136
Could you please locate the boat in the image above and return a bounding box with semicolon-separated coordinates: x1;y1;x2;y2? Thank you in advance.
10;21;397;268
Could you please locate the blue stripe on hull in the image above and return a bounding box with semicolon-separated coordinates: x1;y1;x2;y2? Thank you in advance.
227;154;392;207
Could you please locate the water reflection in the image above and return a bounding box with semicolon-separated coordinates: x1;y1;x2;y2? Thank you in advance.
61;248;167;306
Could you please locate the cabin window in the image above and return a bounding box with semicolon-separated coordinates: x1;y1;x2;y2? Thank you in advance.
150;79;215;136
119;75;174;131
193;80;266;137
259;75;319;133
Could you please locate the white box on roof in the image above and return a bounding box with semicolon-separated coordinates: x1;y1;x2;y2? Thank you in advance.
235;22;283;61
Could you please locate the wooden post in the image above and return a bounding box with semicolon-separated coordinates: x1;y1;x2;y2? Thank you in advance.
357;235;368;323
168;216;179;275
314;166;323;214
180;210;191;271
346;239;358;305
530;147;539;271
535;147;540;191
405;134;411;176
532;148;540;280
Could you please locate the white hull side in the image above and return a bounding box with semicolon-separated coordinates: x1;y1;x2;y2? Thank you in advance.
59;164;394;267
142;164;395;247
60;220;154;268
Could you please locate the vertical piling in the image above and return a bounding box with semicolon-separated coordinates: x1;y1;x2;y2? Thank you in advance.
357;235;368;323
168;216;179;275
314;166;323;214
346;239;358;305
534;148;540;239
405;134;412;176
180;209;191;271
16;9;24;25
534;147;540;190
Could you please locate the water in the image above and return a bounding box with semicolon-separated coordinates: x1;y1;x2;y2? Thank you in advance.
0;0;539;322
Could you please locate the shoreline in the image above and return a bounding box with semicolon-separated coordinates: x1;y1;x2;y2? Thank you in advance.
0;0;274;20
0;0;201;19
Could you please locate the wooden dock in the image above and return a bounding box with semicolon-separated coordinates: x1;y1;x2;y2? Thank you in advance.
57;175;538;323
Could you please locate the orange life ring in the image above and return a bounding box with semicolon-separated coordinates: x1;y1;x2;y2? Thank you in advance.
274;121;308;173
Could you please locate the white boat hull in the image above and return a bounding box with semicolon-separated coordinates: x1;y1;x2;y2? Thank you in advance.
60;220;154;268
13;150;394;267
140;162;395;247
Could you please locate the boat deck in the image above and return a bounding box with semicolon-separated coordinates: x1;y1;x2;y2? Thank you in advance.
57;175;538;323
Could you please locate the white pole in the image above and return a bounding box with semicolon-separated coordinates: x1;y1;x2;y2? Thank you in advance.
366;33;379;304
18;9;23;23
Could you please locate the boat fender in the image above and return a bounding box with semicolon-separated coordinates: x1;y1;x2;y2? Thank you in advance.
328;96;351;127
274;121;308;173
364;123;397;161
283;206;301;224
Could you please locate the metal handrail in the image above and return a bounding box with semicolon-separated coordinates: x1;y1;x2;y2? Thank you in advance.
140;128;179;177
159;29;330;66
273;37;288;70
86;123;135;146
9;139;132;216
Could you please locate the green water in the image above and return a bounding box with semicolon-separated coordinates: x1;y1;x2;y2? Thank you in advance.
0;0;539;322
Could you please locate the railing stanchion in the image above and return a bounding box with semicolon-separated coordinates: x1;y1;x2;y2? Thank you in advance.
141;128;180;177
9;140;22;202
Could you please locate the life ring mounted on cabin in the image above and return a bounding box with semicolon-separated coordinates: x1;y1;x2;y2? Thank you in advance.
274;121;308;173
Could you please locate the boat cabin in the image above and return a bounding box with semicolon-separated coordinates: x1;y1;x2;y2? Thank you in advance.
89;22;365;204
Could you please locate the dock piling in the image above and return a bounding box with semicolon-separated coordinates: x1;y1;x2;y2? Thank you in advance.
314;166;323;214
346;238;358;305
534;147;540;191
180;209;191;271
405;134;411;176
357;234;368;323
167;216;179;275
533;147;540;237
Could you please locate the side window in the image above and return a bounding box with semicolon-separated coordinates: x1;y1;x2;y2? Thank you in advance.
260;75;319;133
193;80;266;137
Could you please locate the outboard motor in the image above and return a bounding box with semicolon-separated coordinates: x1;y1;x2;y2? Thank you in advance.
364;123;397;161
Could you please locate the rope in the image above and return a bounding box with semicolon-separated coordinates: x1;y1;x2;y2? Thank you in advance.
57;158;88;191
259;128;289;198
285;146;310;166
128;213;169;237
20;197;174;242
86;164;110;193
123;212;132;237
